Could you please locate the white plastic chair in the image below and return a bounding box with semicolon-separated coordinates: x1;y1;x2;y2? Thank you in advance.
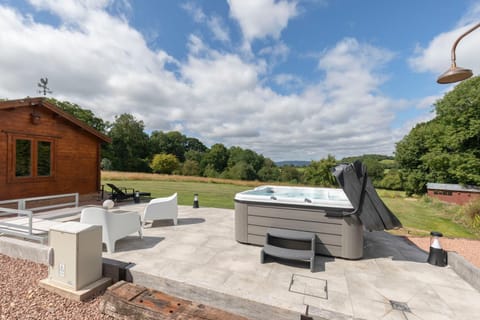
142;193;178;227
80;207;143;253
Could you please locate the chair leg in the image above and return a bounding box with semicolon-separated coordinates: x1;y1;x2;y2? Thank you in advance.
173;218;178;225
138;228;143;239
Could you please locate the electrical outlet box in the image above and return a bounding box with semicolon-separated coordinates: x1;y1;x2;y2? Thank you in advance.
48;222;102;290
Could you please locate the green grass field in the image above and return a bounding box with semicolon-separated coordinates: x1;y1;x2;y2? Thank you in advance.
102;172;479;239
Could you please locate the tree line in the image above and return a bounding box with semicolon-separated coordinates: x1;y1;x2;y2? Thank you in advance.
49;75;480;194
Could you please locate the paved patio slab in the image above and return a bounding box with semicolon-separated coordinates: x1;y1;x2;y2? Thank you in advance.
100;204;480;320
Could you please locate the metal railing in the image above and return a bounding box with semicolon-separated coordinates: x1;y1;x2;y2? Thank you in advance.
0;193;79;244
0;207;46;243
0;193;79;212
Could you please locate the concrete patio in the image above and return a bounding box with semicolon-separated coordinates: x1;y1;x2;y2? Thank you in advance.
2;204;480;319
102;204;480;320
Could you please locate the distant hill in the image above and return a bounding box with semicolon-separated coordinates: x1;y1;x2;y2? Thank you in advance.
275;160;310;167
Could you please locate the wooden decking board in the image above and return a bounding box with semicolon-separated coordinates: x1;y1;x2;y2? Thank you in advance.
99;281;248;320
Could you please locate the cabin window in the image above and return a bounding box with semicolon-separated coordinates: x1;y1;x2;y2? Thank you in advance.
15;139;32;177
8;134;55;182
37;141;51;176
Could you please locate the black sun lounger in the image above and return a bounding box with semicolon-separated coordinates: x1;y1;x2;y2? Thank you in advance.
107;183;151;202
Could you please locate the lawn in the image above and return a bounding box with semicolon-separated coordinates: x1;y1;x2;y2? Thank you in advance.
102;171;479;239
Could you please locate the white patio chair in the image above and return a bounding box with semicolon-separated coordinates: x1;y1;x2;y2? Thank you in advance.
80;207;143;253
142;193;178;227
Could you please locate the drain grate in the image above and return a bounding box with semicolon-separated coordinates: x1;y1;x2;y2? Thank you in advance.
389;300;411;313
289;274;328;299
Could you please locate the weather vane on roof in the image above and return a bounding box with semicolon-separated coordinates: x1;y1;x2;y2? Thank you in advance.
37;77;53;96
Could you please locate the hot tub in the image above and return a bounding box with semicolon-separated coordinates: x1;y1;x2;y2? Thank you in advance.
234;185;363;259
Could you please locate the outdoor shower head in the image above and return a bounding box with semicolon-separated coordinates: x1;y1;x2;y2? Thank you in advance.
437;22;480;84
437;64;473;84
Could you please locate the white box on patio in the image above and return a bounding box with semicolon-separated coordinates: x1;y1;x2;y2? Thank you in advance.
48;221;102;291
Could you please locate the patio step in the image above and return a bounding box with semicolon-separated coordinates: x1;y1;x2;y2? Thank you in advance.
261;228;316;272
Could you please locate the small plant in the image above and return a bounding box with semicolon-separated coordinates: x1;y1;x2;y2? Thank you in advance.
461;199;480;229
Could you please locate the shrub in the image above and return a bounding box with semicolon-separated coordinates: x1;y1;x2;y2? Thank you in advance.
461;199;480;229
182;160;201;176
150;154;179;174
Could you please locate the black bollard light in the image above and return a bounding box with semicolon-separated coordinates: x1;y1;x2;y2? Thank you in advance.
193;193;199;208
133;190;140;204
427;231;447;267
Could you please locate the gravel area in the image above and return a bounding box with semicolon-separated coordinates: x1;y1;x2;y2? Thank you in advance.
0;254;112;320
407;236;480;268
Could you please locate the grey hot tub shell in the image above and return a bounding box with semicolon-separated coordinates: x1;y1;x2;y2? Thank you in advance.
234;200;364;260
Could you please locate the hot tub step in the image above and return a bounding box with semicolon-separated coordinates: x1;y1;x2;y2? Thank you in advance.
261;228;316;272
262;244;313;261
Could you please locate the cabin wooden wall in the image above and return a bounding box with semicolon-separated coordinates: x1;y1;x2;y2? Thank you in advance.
0;105;102;200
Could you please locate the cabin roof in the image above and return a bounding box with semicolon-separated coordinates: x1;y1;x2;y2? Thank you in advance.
0;97;111;143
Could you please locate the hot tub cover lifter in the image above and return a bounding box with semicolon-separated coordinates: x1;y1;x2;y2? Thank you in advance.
332;160;402;231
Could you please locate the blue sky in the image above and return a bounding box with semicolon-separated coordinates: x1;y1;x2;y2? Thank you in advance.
0;0;479;161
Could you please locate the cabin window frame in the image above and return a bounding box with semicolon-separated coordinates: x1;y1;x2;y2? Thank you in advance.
7;133;56;183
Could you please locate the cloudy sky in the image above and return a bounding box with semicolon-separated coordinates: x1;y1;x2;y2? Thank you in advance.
1;0;479;161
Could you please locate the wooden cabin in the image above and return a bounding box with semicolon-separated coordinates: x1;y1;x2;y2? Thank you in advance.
0;97;111;201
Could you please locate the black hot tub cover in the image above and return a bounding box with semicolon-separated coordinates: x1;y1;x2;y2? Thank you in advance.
333;160;402;231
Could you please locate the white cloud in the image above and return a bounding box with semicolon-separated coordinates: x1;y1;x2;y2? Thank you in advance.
28;0;110;22
416;94;440;110
0;1;403;161
273;73;303;88
227;0;298;42
182;2;230;43
409;13;480;78
181;2;206;23
207;15;230;43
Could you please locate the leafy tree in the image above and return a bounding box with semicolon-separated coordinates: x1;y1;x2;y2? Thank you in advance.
185;150;204;163
182;159;201;176
257;158;280;182
378;169;403;190
108;113;150;172
150;132;208;163
203;164;220;178
150;153;179;174
395;76;480;194
150;131;187;162
222;161;256;180
201;143;229;173
362;158;385;183
303;155;337;187
280;166;302;183
48;98;108;133
185;137;207;153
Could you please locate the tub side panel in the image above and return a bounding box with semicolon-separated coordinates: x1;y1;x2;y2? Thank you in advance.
341;216;364;259
243;204;354;258
234;201;248;243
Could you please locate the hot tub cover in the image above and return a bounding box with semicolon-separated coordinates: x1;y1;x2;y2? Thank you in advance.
333;160;402;231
